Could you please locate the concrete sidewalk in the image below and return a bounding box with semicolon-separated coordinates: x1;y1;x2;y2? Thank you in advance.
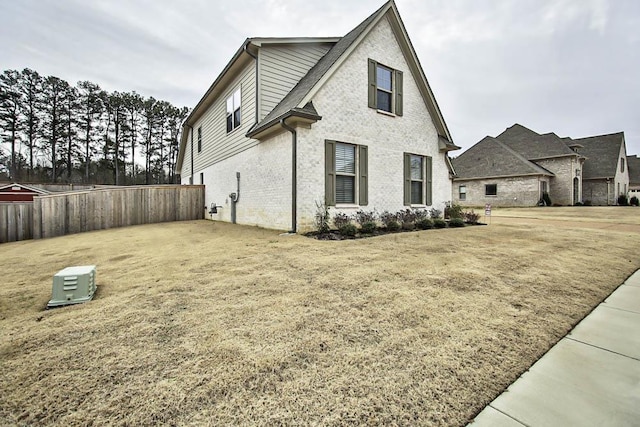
469;271;640;427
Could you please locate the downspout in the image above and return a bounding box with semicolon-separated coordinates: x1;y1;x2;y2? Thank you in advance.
280;118;297;233
187;124;194;184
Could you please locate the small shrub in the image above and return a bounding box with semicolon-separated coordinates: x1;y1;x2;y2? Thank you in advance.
416;218;433;230
360;221;377;234
414;209;429;221
449;218;465;227
542;192;552;206
429;208;442;219
354;210;377;226
314;200;330;233
574;201;583;206
618;194;629;206
339;223;357;237
631;196;639;206
463;210;480;224
386;221;401;232
333;212;352;229
402;222;415;231
398;209;417;227
584;199;592;206
380;211;398;227
433;219;447;228
444;204;463;219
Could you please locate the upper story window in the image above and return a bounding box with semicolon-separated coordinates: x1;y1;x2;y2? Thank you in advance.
368;59;403;116
621;157;625;173
226;88;241;133
197;126;202;152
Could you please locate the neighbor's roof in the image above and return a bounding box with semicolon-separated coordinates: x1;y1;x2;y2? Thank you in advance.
0;182;50;194
451;136;554;180
627;155;640;186
177;0;456;173
495;124;578;159
575;132;626;179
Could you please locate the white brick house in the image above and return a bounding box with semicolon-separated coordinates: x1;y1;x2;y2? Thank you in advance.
176;1;459;232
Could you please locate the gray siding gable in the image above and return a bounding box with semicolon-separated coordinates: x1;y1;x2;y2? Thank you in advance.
258;43;333;121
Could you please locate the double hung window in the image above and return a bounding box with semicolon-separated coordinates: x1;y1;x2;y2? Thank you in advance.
226;89;241;133
368;59;403;115
404;153;432;206
325;140;368;206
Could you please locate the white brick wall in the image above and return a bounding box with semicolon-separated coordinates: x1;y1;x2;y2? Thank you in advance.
185;130;293;231
453;176;548;207
296;15;453;230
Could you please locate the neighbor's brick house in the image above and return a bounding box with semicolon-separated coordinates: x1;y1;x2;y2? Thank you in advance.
176;1;459;232
451;124;630;206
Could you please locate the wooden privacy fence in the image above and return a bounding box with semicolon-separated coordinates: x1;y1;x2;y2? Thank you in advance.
30;185;205;240
1;203;33;243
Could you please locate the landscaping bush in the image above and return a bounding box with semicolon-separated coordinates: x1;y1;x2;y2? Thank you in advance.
380;211;400;231
414;209;429;221
339;223;357;237
398;209;417;229
433;219;447;228
542;192;552;206
584;199;592;206
429;208;442;219
449;218;465;227
416;218;433;230
314;201;330;233
354;210;377;226
444;204;463;219
360;221;377;234
618;194;629;206
463;210;480;224
631;196;639;206
333;212;352;229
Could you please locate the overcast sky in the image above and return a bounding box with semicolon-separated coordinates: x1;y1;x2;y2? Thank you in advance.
1;0;638;155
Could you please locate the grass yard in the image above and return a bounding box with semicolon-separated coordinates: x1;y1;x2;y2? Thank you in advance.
1;207;639;426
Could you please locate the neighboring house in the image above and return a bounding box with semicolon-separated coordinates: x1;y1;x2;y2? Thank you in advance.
577;133;629;205
176;0;458;232
627;155;640;199
0;183;49;202
452;124;630;206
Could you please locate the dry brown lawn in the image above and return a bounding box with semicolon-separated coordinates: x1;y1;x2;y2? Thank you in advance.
1;207;639;426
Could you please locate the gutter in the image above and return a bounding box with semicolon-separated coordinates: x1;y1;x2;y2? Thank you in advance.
247;108;321;139
280;118;297;233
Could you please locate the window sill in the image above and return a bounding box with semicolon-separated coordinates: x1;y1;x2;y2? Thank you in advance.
335;204;361;209
410;204;427;208
376;109;396;117
485;195;497;197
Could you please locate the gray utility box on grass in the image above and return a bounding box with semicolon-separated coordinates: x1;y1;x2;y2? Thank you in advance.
47;265;97;308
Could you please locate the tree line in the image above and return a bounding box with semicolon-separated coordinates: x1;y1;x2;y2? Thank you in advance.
0;68;189;185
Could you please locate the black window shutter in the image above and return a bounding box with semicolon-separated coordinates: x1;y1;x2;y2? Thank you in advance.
359;145;368;206
368;59;377;109
395;70;403;116
403;153;411;206
426;156;433;206
325;140;336;206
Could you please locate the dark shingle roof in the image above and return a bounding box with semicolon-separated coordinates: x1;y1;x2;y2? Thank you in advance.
452;136;554;179
248;2;389;136
575;132;625;179
495;124;577;159
627;155;640;186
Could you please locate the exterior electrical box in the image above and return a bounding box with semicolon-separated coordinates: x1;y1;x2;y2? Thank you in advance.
47;265;97;308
